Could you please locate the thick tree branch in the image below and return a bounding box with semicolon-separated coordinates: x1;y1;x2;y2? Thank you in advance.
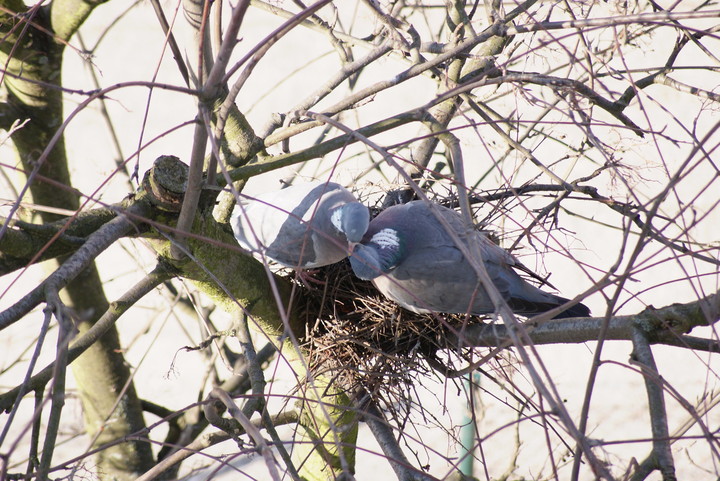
0;206;122;275
448;289;720;352
49;0;109;42
0;201;151;330
362;396;434;481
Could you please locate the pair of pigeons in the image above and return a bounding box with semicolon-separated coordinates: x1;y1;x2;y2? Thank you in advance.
231;181;590;319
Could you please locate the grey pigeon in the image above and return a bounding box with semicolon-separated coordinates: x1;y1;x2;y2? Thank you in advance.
231;181;369;268
349;200;590;319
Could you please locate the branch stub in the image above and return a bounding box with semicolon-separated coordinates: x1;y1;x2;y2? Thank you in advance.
142;155;189;212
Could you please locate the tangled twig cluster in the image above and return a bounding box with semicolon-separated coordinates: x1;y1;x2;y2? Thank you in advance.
294;259;485;416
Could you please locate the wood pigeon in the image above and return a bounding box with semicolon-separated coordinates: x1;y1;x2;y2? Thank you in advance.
231;181;370;269
349;200;590;319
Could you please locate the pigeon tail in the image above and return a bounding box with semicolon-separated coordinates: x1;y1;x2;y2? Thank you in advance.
348;200;591;319
548;296;591;319
507;295;590;319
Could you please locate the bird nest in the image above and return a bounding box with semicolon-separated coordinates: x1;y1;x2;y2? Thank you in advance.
291;259;487;414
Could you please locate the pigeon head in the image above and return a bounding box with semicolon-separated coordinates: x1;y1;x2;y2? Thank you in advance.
349;228;404;280
349;244;382;280
332;202;370;243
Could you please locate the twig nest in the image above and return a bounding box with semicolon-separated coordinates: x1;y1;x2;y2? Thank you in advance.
294;259;486;411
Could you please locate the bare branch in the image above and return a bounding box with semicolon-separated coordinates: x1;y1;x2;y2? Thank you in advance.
448;289;720;353
0;201;151;331
35;290;72;480
361;396;434;481
236;314;300;479
135;410;299;481
629;329;676;481
208;388;282;481
507;9;720;35
438;73;646;137
0;265;173;413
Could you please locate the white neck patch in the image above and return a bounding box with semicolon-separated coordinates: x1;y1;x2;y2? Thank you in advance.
371;228;400;248
330;207;343;232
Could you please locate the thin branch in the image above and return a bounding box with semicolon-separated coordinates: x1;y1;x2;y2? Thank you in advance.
203;0;251;91
462;181;720;268
466;98;574;188
156;341;277;462
149;0;190;86
0;300;52;447
35;289;72;480
507;9;720;35
228;112;420;181
438;73;645;137
222;0;332;86
216;0;332;149
660;334;720;353
236;314;300;479
264;21;508;145
629;329;677;481
183;0;215;87
0;201;150;331
285;38;393;118
615;24;720;109
135;410;300;481
170;110;209;260
76;33;132;188
0;265;173;413
361;395;435;481
208;388;282;481
650;73;720;103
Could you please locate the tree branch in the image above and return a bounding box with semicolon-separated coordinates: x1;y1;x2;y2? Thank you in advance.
0;264;173;413
506;9;720;35
236;314;300;479
448;289;720;353
0;205;121;275
438;72;645;137
208;388;282;481
135;410;299;481
629;329;676;481
35;289;72;480
362;396;435;481
0;201;151;331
